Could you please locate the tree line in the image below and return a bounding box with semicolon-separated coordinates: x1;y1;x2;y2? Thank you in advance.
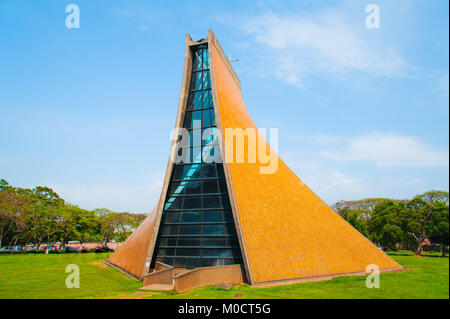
0;179;146;248
1;178;448;256
333;190;449;256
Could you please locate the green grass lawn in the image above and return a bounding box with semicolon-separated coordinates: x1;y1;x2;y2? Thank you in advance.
0;253;141;299
0;252;448;299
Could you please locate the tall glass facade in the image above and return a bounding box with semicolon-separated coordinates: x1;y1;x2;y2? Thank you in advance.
152;45;243;269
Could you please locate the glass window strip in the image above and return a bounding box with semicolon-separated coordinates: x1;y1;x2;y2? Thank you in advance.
153;45;242;269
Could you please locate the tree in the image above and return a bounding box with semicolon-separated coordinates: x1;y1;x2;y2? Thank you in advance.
0;190;25;247
337;209;369;237
406;198;434;256
369;200;408;250
95;209;130;243
415;191;449;206
427;202;449;256
72;208;98;244
128;213;147;230
1;178;150;247
0;179;14;192
333;198;393;223
54;205;79;247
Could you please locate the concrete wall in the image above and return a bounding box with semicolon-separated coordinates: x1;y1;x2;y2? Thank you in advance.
174;264;243;292
143;265;174;286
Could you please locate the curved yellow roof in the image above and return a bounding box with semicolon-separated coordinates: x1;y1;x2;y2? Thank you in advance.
107;30;402;284
208;30;401;284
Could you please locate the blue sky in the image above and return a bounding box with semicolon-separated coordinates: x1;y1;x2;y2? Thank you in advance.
0;0;448;213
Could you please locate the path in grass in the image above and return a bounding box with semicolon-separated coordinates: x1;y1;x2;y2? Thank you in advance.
0;253;448;299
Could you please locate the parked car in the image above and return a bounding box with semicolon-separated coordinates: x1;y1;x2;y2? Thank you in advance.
63;246;77;253
0;246;22;252
95;245;114;253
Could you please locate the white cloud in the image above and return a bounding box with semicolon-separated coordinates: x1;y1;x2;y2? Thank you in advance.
320;133;449;167
281;151;367;203
242;9;407;87
53;172;164;213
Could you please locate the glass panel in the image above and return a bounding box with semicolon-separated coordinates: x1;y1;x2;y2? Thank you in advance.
203;248;228;257
224;224;237;235
202;163;217;178
184;180;201;194
202;109;212;127
192;91;202;109
161;225;179;236
203;195;221;208
159;238;178;246
203;180;219;194
176;248;200;257
174;164;202;180
183;164;201;180
164;196;183;210
202;128;218;146
218;179;228;194
190;129;202;147
210;109;216;126
217;165;225;178
203;91;213;108
190;74;197;92
178;238;201;246
164;212;181;223
193;50;202;71
192;110;202;129
169;181;186;196
174;257;199;268
203;210;223;223
230;249;241;258
158;248;175;256
223;210;234;222
157;257;174;265
172;165;183;180
202;145;216;163
181;147;192;164
202;238;226;247
191;146;202;163
180;211;201;223
183;111;192;129
203;70;211;90
221;195;231;209
186;93;194;110
179;224;201;235
202;48;209;69
182;197;201;209
203;224;225;235
192;71;203;90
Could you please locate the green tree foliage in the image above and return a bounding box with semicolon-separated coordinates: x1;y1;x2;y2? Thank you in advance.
332;198;398;240
414;190;449;205
1;178;448;256
335;192;449;255
427;202;449;256
0;179;147;247
0;187;26;247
